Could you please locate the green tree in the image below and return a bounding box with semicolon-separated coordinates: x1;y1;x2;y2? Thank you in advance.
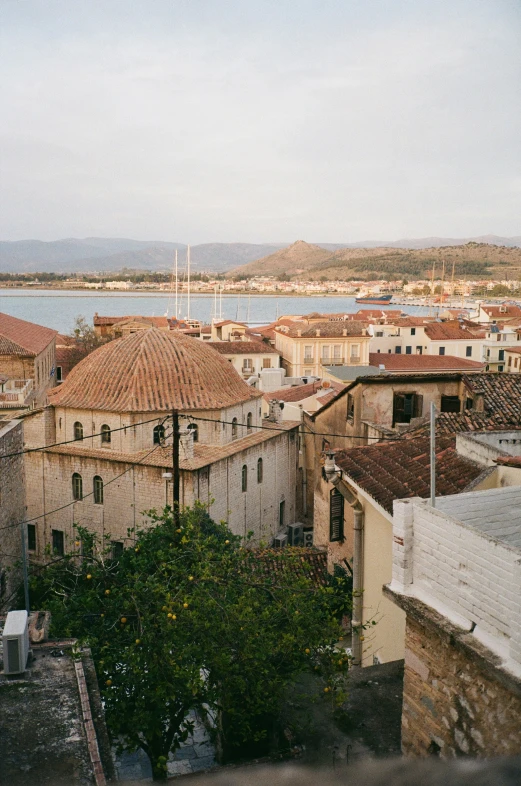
31;506;350;779
67;315;110;369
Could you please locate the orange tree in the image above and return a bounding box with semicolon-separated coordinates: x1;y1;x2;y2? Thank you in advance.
30;505;351;780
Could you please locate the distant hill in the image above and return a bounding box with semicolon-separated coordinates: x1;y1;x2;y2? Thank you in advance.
0;235;520;275
232;240;521;281
0;238;285;274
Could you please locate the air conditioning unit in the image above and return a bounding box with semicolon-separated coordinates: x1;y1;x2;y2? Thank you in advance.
273;532;287;548
2;610;29;675
303;528;313;548
287;522;304;546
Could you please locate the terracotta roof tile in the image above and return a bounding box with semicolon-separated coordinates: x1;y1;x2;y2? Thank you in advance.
424;323;486;341
264;381;344;403
406;373;521;436
282;320;367;338
0;312;57;356
480;305;521;318
44;419;299;470
368;353;484;372
246;548;328;587
334;436;483;514
208;341;280;355
93;315;169;328
49;329;262;413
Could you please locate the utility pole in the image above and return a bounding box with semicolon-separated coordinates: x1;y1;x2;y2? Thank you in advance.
21;522;30;614
172;410;180;521
430;402;436;507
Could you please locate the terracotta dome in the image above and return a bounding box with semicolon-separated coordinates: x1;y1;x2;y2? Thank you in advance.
49;329;262;412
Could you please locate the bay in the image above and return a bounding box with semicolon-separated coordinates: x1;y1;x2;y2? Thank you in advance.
0;289;429;334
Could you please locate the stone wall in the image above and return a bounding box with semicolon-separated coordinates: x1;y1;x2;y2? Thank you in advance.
396;596;521;757
24;429;298;556
0;420;25;611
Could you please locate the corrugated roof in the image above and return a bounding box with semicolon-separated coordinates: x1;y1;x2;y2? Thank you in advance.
0;312;57;356
49;329;262;413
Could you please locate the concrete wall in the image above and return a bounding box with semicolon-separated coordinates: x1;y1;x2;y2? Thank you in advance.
392;498;521;671
0;420;25;611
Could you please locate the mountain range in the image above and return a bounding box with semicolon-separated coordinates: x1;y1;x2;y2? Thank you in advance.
232;239;521;281
0;235;520;275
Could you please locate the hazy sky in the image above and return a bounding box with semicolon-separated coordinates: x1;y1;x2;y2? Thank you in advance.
1;0;520;243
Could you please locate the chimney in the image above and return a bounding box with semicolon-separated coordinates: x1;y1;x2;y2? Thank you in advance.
179;428;194;460
316;329;321;337
268;400;285;423
297;329;302;337
342;328;347;336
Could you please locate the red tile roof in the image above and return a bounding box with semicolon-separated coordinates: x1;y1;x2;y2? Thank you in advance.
264;380;344;403
368;353;484;372
246;548;328;588
208;341;280;355
424;323;486;341
334;436;484;513
480;304;521;319
93;315;169;328
49;328;262;413
406;373;521;436
282;320;368;338
0;312;57;356
213;320;247;328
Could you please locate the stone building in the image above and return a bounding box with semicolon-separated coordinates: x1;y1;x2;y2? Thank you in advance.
0;312;57;412
24;329;300;559
387;485;521;757
0;419;25;611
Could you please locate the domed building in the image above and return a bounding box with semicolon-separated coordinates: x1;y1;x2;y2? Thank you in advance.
24;330;300;557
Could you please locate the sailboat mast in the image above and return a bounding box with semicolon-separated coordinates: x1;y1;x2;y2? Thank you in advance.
187;245;191;320
175;249;178;318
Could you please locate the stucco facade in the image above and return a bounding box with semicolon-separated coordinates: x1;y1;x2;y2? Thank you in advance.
0;419;25;611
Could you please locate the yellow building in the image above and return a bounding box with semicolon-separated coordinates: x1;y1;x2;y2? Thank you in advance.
274;320;370;378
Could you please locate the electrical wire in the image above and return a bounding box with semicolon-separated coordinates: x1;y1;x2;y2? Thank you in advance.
0;419;172;532
0;414;167;461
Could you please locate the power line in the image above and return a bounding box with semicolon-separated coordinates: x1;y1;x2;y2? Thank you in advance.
0;414;167;462
0;420;172;532
181;413;405;442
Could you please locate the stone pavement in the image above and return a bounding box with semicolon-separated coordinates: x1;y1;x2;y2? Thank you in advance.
114;710;218;782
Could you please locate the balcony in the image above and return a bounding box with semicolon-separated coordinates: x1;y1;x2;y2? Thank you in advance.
320;356;344;366
0;379;34;408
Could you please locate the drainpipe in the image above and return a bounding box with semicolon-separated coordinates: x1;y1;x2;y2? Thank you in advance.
324;452;364;667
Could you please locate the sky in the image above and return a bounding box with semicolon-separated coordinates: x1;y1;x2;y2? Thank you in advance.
0;0;520;244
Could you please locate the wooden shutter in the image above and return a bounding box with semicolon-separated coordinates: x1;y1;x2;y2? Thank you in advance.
413;394;424;418
330;489;344;542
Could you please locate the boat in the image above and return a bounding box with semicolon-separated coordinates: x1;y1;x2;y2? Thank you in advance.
355;294;393;305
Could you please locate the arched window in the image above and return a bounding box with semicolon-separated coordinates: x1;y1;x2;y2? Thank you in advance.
101;424;111;444
231;417;238;440
72;472;83;501
187;423;198;442
257;457;263;484
241;464;248;492
93;476;104;505
74;421;83;441
153;424;165;445
246;412;253;433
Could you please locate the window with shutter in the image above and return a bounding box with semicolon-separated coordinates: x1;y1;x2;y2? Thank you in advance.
330;488;344;542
